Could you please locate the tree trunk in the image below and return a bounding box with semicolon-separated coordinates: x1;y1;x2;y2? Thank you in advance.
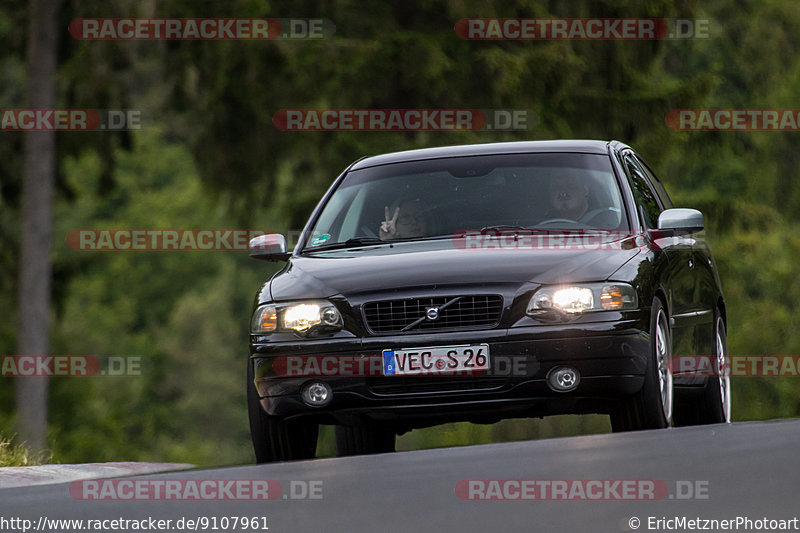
16;0;58;451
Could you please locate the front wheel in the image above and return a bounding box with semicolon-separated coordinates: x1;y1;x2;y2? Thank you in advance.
247;358;318;463
611;298;673;432
673;310;731;425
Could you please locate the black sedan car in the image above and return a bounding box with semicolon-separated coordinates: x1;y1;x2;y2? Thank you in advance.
247;140;730;462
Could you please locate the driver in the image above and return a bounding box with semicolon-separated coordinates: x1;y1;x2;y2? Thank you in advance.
379;197;429;239
546;174;589;221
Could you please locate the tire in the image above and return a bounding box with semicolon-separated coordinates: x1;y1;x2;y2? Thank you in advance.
335;424;396;457
673;310;731;425
611;297;673;432
247;358;318;463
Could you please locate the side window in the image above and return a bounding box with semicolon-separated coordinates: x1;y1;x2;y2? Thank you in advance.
634;154;673;209
623;154;662;229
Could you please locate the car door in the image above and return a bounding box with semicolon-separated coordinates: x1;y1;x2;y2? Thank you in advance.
621;151;697;357
634;154;717;356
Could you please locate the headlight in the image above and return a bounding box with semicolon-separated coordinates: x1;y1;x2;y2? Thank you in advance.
251;301;343;334
527;283;637;316
283;304;322;331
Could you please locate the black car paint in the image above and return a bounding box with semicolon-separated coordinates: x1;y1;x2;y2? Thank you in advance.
249;140;724;430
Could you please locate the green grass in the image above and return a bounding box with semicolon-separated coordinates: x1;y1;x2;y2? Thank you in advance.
0;435;51;467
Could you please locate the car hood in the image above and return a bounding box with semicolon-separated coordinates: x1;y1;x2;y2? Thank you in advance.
266;238;642;302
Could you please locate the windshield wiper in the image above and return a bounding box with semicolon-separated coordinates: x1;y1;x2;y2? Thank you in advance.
478;225;533;232
388;233;455;242
305;237;390;252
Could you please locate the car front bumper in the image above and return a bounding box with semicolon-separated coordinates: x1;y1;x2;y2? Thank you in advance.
250;317;651;429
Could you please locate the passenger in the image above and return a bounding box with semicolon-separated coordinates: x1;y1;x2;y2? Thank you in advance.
379;198;429;239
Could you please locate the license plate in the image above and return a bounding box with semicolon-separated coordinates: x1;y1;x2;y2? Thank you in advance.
382;344;490;376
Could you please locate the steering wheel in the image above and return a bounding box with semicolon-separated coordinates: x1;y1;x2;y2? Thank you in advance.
536;218;582;226
361;225;379;238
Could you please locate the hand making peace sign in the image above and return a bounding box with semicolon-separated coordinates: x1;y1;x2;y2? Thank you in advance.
379;206;400;239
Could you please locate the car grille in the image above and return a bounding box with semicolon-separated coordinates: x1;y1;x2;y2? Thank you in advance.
366;376;507;395
362;295;503;334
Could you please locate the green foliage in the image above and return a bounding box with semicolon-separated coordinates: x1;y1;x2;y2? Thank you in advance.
0;434;51;466
44;128;282;464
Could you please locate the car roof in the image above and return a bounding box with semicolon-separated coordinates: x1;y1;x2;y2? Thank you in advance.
350;140;625;170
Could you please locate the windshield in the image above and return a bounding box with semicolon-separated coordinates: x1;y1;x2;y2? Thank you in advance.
303;153;628;250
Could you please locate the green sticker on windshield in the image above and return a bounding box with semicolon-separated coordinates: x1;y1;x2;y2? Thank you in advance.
311;234;331;246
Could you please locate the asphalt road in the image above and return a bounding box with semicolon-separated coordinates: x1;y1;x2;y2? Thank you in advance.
1;419;798;533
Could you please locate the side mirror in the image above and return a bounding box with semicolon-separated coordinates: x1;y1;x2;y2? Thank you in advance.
657;208;704;235
249;234;291;261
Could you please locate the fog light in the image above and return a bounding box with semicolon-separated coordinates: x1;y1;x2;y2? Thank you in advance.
547;366;580;392
301;381;332;407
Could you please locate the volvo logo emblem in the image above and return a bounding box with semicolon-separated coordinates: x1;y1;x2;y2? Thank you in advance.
425;307;440;320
